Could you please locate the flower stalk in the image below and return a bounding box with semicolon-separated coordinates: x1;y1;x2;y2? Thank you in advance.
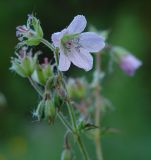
41;38;55;52
42;38;89;160
28;77;43;96
94;53;104;160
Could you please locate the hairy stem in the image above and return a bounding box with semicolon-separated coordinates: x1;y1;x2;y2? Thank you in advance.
41;38;55;52
41;38;89;160
94;53;104;160
77;134;89;160
60;74;89;160
57;112;73;133
28;77;43;96
66;102;89;160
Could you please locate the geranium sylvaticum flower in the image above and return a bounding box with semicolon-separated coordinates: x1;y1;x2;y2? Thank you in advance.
51;15;105;71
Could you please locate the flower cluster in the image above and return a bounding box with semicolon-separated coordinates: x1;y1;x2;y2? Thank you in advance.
10;14;142;160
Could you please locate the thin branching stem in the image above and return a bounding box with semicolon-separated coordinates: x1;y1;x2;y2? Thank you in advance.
94;53;104;160
28;77;43;96
41;38;89;160
57;112;73;133
41;38;55;52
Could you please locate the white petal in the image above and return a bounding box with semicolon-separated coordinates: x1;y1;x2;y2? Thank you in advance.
58;51;71;71
67;15;87;34
80;32;105;52
51;29;67;47
68;48;93;71
51;32;61;47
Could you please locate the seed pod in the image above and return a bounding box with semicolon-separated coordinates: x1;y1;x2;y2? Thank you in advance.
53;92;63;110
44;99;56;123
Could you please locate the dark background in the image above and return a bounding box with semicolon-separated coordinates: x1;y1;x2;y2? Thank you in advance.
0;0;151;160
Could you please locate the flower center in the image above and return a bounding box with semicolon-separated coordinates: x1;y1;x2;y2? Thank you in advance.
64;37;81;53
61;33;81;53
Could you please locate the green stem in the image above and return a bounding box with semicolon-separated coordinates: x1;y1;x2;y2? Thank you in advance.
41;38;55;52
77;135;89;160
57;112;73;133
41;38;89;160
60;67;89;160
28;77;43;96
66;101;89;160
94;53;104;160
66;102;77;131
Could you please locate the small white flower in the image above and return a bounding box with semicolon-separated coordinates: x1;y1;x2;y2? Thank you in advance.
51;15;105;71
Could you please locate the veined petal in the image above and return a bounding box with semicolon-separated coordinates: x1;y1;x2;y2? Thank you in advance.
51;32;62;47
51;32;61;47
80;32;105;52
67;15;87;34
51;29;67;47
68;48;93;71
58;51;71;71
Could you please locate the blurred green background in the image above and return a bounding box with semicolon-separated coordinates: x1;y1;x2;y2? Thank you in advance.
0;0;151;159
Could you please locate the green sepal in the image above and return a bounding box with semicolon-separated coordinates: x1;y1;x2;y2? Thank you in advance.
10;59;27;77
61;33;79;44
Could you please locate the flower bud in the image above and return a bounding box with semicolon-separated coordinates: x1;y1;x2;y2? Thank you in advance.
119;54;142;76
33;100;45;121
16;14;43;48
31;58;53;85
44;99;56;123
112;46;142;76
67;78;87;99
10;47;38;77
61;148;72;160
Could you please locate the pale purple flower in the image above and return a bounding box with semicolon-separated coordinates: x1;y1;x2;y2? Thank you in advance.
119;54;142;76
51;15;105;71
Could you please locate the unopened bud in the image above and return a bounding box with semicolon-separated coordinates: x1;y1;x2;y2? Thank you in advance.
31;58;53;85
112;46;142;76
61;148;72;160
67;78;87;99
53;92;63;110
